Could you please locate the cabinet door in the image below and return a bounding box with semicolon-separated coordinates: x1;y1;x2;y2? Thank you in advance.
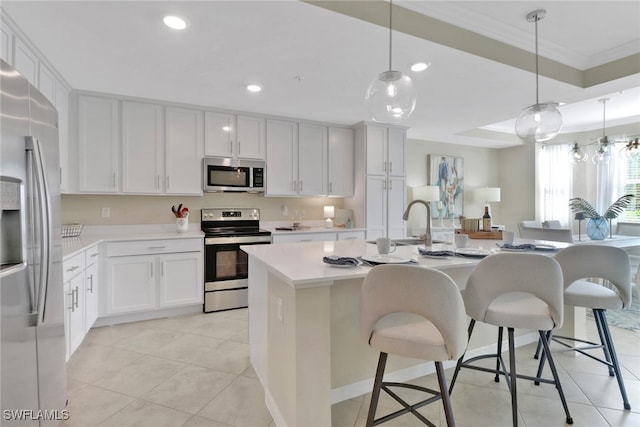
266;119;297;196
78;96;119;192
237;115;265;159
84;261;99;332
13;38;37;85
204;112;235;157
122;101;164;193
272;233;336;244
327;127;354;197
165;107;204;195
0;26;12;64
298;123;326;196
66;274;85;357
159;253;203;307
366;175;387;240
365;125;387;175
387;176;406;239
107;256;156;314
387;127;406;177
56;82;69;193
38;63;56;104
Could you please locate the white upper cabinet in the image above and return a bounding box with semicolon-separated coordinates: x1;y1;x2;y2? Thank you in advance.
364;125;405;177
78;96;120;193
297;123;326;196
122;101;164;194
327;127;354;197
56;82;69;192
266;119;298;196
13;38;37;86
165;107;204;195
37;62;56;104
205;112;265;160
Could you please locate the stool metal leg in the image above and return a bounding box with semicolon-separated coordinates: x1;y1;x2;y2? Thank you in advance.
508;328;518;427
539;330;574;424
435;362;456;427
496;327;504;383
367;352;388;427
596;309;631;410
449;319;475;394
593;309;615;376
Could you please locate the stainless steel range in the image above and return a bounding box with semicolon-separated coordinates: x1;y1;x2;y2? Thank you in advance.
201;208;271;312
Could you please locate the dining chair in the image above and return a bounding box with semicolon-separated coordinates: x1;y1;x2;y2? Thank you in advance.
360;264;467;426
449;253;573;426
534;245;632;410
517;222;574;243
542;220;563;229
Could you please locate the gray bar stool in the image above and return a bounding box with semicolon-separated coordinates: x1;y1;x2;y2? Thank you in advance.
448;253;573;426
534;245;632;409
360;264;467;426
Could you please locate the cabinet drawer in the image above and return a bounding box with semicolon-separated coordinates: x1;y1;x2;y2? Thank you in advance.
106;238;202;257
336;230;365;240
63;252;85;281
85;244;100;266
272;233;335;244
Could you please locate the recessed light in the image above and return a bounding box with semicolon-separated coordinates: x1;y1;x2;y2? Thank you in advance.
247;84;262;93
163;15;187;30
410;62;430;72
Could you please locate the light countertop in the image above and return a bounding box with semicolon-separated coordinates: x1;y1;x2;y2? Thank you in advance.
61;224;204;259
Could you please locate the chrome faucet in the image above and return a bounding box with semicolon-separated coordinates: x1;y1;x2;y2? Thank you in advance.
402;200;432;247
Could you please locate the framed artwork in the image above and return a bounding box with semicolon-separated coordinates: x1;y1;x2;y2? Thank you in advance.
427;155;464;220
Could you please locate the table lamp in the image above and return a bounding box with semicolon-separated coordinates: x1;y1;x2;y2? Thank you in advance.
475;187;501;216
324;206;335;228
574;212;586;241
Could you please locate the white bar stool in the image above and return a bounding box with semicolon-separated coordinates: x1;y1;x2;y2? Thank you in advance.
534;245;632;409
448;253;573;426
360;264;467;426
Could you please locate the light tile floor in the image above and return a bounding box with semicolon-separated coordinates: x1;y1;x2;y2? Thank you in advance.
63;308;639;427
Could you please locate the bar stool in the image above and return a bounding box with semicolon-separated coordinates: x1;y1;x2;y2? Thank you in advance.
448;253;573;426
360;264;467;426
534;245;632;410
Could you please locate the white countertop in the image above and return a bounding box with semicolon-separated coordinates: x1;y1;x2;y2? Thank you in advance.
61;224;204;259
261;220;365;235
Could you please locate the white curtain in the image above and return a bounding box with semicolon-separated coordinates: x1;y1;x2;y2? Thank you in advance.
595;147;627;213
536;143;573;225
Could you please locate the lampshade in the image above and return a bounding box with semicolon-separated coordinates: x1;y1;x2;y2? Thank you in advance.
323;206;335;218
475;187;501;203
365;0;417;123
514;10;563;143
413;185;440;202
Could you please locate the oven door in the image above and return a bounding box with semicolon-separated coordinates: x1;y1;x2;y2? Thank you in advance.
204;238;270;312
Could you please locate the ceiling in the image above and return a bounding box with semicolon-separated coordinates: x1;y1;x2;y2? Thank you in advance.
2;1;639;149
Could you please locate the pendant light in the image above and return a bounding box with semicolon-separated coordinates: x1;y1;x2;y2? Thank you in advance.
622;138;639;159
515;9;562;143
365;0;416;123
592;98;611;165
569;142;587;164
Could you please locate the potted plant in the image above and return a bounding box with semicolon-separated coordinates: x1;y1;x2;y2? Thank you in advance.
569;194;634;240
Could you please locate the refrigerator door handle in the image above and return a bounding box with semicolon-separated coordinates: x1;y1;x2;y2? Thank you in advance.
26;136;52;326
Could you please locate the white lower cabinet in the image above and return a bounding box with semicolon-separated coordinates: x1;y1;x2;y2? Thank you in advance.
63;244;99;360
103;238;203;317
272;230;365;244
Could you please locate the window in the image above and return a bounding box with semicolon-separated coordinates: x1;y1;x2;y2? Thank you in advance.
536;144;573;225
621;154;640;221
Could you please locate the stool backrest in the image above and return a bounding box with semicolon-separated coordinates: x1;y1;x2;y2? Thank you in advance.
554;245;632;308
464;253;564;327
360;265;467;359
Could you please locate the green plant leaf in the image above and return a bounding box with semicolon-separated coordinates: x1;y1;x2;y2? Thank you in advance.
569;197;600;218
603;194;634;219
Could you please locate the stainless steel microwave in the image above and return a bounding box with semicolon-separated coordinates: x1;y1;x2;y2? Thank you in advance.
203;157;265;192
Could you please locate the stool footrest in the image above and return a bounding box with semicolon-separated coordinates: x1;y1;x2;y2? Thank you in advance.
373;382;442;427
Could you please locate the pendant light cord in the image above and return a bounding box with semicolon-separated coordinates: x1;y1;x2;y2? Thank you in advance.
388;0;393;72
534;15;539;105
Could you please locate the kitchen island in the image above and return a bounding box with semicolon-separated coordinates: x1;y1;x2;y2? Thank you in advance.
243;239;518;427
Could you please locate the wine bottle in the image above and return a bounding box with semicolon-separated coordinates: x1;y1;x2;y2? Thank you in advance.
482;206;492;231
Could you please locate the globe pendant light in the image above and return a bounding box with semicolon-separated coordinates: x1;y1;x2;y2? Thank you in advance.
365;0;416;123
592;98;611;165
515;10;562;143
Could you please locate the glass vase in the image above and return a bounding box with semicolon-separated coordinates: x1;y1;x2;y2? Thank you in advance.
586;217;608;240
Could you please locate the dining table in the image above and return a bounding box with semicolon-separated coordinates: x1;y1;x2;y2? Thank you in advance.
241;234;640;427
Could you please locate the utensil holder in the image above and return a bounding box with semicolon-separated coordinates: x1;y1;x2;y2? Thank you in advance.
176;218;188;233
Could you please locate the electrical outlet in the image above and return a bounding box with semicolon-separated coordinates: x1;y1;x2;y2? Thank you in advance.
101;207;110;218
277;297;284;323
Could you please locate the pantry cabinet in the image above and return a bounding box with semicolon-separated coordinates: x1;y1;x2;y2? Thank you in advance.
344;123;407;240
165;107;204;195
205;112;265;160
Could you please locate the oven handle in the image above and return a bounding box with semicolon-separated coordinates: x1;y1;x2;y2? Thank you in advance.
205;235;272;245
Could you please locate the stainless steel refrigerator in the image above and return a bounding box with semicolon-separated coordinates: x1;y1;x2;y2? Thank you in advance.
0;59;66;425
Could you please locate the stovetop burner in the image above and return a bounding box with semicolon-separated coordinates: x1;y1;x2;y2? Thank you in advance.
201;208;271;237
